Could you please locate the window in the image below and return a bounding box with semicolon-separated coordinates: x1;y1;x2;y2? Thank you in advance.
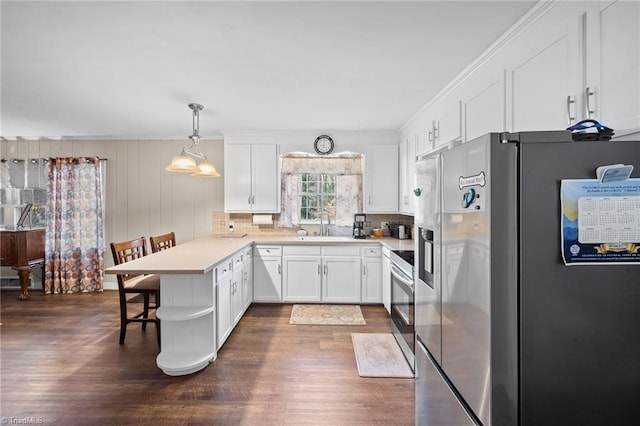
299;174;336;222
280;153;363;228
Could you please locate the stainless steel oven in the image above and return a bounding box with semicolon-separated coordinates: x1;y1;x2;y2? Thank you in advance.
390;250;415;371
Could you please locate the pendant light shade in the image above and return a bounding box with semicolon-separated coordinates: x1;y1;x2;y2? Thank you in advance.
191;161;220;177
165;103;220;177
165;149;197;172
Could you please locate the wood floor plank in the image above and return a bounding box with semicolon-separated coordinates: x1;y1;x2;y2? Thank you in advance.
1;290;414;425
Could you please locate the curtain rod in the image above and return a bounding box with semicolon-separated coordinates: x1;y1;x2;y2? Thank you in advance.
1;158;108;162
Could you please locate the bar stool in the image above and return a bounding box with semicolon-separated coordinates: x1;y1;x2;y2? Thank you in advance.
110;237;160;347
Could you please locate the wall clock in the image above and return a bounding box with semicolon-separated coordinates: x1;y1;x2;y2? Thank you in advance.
314;135;334;155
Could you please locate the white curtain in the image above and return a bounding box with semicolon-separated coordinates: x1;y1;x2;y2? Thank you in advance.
280;153;363;227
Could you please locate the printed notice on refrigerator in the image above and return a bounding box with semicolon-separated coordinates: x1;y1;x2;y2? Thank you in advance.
561;179;640;265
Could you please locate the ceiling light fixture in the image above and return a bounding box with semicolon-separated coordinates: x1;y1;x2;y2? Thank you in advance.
165;103;220;177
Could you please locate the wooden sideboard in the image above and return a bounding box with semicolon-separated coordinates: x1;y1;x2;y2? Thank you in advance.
0;228;45;300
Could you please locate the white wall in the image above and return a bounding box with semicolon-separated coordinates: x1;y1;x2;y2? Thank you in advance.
0;138;225;288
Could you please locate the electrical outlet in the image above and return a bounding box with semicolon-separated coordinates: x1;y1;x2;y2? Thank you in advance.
228;220;234;232
381;221;389;230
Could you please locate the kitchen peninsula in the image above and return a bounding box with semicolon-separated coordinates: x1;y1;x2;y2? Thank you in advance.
105;234;413;376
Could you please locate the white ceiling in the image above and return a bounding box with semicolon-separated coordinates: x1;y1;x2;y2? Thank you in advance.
1;1;535;139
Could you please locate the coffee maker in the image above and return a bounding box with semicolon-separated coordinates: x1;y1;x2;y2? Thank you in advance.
353;213;366;239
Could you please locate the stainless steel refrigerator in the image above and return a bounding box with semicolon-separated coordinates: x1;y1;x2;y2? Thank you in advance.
414;131;640;426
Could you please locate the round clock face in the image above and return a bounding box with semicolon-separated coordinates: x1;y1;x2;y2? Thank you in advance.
314;135;334;155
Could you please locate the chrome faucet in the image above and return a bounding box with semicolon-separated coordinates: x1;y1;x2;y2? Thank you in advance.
319;210;332;236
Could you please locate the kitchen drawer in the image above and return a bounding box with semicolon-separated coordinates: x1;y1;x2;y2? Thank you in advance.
361;246;382;257
283;245;322;256
231;252;243;270
254;246;281;257
322;245;361;257
215;260;232;283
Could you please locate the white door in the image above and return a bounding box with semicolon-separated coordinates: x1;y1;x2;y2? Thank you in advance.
464;70;506;142
224;144;252;212
509;11;580;131
216;274;232;349
253;257;282;302
283;256;322;302
365;145;398;213
362;257;382;303
232;263;244;324
585;0;640;137
322;257;361;303
252;144;280;212
243;254;253;310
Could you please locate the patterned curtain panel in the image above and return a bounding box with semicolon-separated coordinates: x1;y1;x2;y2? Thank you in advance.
280;153;363;227
44;157;105;294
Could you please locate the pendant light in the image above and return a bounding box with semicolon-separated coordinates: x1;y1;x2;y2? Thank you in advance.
165;103;220;177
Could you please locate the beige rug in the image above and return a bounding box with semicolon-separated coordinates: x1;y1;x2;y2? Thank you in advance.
351;333;414;378
289;304;366;325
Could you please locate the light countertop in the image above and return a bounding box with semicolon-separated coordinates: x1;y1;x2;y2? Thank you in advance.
105;234;414;275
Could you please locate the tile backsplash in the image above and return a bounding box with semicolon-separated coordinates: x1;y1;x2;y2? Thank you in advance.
212;211;414;238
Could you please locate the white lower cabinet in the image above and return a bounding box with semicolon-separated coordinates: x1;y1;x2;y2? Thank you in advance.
283;246;322;302
253;245;282;302
382;247;391;313
323;256;362;303
283;245;375;304
215;259;233;350
361;246;382;304
242;247;253;310
231;253;244;325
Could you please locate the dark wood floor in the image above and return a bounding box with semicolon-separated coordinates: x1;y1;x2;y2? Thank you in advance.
1;290;414;425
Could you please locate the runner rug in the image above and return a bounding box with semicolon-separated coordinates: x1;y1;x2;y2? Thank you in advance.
289;304;366;325
351;333;414;378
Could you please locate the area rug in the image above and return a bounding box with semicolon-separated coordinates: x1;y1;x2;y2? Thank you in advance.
351;333;414;378
289;304;366;325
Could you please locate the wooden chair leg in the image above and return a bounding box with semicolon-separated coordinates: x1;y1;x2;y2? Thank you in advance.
142;293;149;330
119;309;127;345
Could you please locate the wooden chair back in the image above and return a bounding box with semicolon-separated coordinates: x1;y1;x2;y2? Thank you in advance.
110;236;148;287
150;232;176;253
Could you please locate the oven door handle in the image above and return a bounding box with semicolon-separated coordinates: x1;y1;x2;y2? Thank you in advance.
391;264;414;291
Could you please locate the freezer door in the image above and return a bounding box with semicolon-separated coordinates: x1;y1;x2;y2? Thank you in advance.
415;339;477;426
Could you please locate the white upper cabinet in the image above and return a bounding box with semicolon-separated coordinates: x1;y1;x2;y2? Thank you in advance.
399;131;416;215
364;145;398;213
507;4;581;132
585;0;640;137
224;144;280;213
463;69;506;142
433;100;462;148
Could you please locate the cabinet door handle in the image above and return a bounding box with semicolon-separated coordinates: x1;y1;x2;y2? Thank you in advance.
566;95;576;124
363;265;366;275
428;129;433;143
585;86;595;118
324;264;328;275
433;122;439;140
278;264;281;275
248;195;252;205
318;264;321;275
